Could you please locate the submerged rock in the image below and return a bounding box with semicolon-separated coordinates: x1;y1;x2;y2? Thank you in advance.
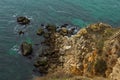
41;24;44;26
17;16;30;25
21;42;32;56
18;31;24;35
37;28;44;36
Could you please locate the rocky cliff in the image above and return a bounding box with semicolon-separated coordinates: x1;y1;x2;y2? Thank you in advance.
21;23;120;80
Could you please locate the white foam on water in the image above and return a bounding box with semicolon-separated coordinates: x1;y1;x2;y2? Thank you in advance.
14;25;19;33
11;45;19;51
9;44;20;55
12;13;18;17
28;16;33;20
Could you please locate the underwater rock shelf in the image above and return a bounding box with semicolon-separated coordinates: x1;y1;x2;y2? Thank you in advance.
19;21;120;80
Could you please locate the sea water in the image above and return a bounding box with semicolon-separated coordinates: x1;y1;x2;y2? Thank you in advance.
0;0;120;80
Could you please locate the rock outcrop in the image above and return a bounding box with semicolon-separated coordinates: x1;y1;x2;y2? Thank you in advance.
21;23;120;79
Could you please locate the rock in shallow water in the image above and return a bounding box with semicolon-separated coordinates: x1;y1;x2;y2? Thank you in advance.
17;16;30;25
18;31;24;35
21;42;32;56
37;28;44;36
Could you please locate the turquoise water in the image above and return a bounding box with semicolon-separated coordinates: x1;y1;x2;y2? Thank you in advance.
0;0;120;80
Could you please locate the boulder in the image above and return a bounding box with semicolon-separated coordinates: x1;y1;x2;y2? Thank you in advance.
17;16;30;25
21;42;32;56
18;31;24;35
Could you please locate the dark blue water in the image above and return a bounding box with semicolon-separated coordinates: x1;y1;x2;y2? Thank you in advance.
0;0;120;80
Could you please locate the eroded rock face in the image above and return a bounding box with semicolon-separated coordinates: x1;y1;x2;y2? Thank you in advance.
21;42;32;56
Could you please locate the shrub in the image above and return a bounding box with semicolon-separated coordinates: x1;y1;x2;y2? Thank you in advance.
94;59;107;75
